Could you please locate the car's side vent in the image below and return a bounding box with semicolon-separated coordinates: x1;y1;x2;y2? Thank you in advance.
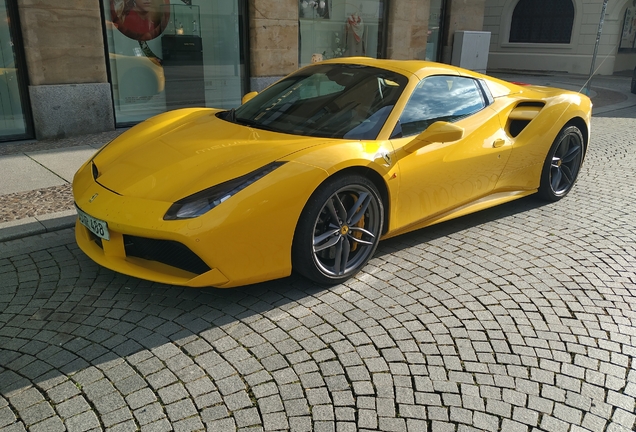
507;102;546;138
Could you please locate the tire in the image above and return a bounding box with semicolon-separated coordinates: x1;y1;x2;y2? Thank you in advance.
538;125;585;202
293;174;384;285
631;67;636;94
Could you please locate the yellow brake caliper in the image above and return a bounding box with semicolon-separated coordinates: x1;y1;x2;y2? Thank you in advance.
350;193;364;252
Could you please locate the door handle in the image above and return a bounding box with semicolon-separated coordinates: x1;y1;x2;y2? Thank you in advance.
493;138;506;148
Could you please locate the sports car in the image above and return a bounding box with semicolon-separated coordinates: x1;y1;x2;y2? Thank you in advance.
73;57;591;288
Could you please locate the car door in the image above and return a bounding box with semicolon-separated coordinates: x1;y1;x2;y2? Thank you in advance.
391;75;513;230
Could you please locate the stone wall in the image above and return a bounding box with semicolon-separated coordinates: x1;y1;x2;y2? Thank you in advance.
17;0;114;139
386;0;431;60
248;0;298;91
18;0;107;85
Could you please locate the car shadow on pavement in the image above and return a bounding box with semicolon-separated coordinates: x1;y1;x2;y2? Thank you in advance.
375;194;552;259
0;195;555;403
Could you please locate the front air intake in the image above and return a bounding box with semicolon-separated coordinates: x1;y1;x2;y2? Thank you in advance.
123;236;211;275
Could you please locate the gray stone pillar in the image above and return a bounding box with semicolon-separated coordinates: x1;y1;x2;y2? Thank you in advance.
18;0;115;139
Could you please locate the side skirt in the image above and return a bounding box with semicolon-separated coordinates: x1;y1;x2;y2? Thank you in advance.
382;189;537;240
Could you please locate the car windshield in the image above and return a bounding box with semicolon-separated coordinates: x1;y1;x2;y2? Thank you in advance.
232;64;408;140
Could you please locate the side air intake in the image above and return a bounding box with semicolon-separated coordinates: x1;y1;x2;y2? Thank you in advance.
508;102;545;137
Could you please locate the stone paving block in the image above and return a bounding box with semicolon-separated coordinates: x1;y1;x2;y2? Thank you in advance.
200;405;228;424
29;416;65;432
203;418;235;431
145;370;177;391
46;380;81;404
172;417;204;432
0;407;16;428
105;419;137;432
101;407;133;428
113;374;147;396
164;399;197;423
64;411;100;432
139;417;172;432
225;391;253;412
93;392;126;415
8;387;44;411
55;396;91;419
133;402;165;426
0;421;27;432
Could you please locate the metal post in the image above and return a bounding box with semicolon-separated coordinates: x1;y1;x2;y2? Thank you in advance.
585;0;609;95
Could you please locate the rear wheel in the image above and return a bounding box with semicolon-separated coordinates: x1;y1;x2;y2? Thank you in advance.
293;174;384;285
538;125;585;201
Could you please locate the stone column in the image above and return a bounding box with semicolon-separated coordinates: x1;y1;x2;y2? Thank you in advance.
248;0;298;91
386;0;430;60
440;0;487;64
18;0;114;140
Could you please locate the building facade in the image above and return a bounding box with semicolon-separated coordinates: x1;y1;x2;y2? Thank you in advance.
0;0;488;143
484;0;636;75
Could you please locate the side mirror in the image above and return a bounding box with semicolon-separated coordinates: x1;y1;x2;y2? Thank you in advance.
403;121;464;153
241;91;258;105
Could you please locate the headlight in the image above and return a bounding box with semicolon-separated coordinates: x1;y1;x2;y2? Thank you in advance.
164;162;286;220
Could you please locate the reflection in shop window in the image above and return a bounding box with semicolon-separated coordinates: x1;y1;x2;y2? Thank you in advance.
426;0;445;61
0;0;28;139
298;0;386;67
103;0;246;125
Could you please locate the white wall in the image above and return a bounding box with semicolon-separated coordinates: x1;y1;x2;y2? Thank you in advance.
483;0;636;75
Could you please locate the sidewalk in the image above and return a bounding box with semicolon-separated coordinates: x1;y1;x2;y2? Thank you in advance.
0;130;125;242
1;72;635;243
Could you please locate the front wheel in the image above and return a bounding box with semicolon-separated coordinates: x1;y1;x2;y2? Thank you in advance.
293;174;384;285
538;125;585;202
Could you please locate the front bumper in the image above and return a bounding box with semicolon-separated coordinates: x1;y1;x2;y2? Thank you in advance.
75;218;230;287
72;158;328;288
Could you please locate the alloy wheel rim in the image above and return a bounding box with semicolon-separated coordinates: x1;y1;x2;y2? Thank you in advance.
312;185;381;278
550;131;583;195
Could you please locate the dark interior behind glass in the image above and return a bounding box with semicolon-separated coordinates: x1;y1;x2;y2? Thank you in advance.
231;64;408;140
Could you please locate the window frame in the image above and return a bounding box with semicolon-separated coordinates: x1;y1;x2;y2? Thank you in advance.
0;0;34;142
391;75;491;139
508;0;575;45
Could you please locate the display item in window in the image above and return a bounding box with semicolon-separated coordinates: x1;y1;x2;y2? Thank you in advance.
300;0;329;19
345;12;364;56
111;0;170;42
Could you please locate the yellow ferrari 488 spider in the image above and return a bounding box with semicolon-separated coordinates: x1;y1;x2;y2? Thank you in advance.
73;58;591;288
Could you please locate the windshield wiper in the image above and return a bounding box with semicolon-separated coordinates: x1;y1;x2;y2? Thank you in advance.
224;108;236;123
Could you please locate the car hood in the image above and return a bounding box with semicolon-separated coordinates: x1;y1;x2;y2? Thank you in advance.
92;109;329;201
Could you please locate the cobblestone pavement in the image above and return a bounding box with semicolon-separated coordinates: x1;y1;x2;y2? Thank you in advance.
0;116;635;432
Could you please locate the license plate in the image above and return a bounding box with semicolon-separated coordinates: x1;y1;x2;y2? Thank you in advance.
76;205;110;241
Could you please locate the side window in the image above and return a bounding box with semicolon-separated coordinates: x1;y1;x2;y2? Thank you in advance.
392;76;486;138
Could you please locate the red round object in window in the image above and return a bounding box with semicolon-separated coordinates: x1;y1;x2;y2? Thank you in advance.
110;0;170;42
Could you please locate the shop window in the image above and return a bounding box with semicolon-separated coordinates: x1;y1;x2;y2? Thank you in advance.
298;0;387;67
103;0;247;125
0;0;31;140
426;0;446;61
509;0;574;44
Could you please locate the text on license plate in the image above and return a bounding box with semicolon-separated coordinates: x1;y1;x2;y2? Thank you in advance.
76;205;110;241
